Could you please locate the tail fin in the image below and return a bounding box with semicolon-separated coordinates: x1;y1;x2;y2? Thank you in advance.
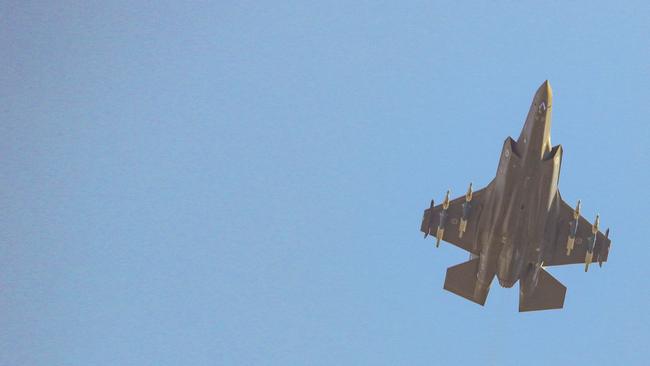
443;258;490;306
519;269;566;312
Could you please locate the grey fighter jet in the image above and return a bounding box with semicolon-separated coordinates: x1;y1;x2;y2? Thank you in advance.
420;81;611;312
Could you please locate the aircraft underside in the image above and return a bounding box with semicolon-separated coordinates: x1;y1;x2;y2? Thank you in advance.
420;81;611;312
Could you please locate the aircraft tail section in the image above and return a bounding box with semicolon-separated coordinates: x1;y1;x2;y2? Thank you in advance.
443;258;490;306
519;268;566;312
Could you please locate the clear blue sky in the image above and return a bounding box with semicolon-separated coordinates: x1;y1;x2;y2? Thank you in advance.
1;2;648;365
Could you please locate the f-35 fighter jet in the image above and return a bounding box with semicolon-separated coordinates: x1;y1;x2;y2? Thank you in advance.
421;81;611;312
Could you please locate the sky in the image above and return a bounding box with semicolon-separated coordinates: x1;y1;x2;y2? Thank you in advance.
1;1;649;365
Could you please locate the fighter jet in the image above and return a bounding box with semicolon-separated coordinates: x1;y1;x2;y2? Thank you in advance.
421;81;611;312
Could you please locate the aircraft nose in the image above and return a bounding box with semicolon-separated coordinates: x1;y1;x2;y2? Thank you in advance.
534;80;553;106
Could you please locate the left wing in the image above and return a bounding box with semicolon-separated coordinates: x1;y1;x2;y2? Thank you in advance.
420;182;492;255
544;194;611;269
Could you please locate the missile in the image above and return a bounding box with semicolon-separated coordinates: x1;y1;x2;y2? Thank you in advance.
442;190;450;210
436;190;450;247
566;200;581;255
459;183;473;238
598;228;610;267
465;183;473;202
585;214;599;272
585;251;593;272
424;199;434;238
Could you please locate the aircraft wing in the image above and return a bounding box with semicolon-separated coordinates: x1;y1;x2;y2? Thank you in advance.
545;194;611;267
420;182;492;255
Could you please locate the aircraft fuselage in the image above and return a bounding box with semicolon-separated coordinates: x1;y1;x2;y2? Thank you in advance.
420;81;611;311
474;81;562;291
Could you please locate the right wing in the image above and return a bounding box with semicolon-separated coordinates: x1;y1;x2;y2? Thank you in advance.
420;182;492;255
545;194;611;267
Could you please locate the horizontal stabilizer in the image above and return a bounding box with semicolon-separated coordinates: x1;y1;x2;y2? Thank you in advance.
443;258;489;306
519;269;566;312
